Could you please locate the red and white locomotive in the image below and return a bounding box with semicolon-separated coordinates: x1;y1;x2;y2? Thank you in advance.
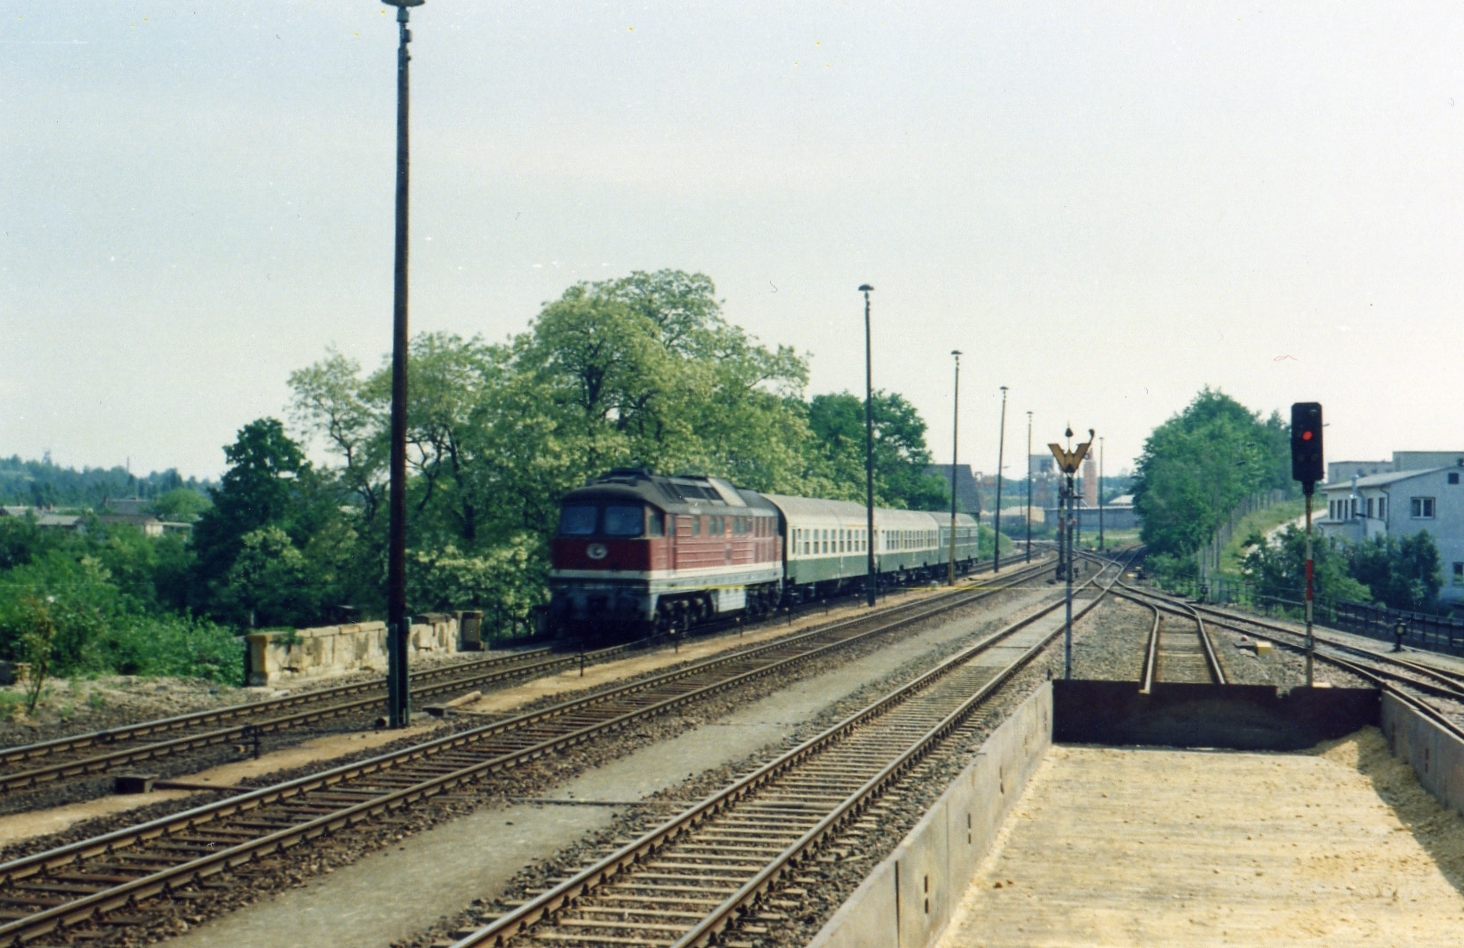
548;469;784;640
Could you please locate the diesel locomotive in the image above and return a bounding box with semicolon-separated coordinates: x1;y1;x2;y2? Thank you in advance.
548;469;981;642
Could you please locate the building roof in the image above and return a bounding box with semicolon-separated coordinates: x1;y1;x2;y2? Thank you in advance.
1321;467;1447;492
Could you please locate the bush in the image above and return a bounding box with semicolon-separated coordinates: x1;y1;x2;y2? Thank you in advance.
98;614;243;685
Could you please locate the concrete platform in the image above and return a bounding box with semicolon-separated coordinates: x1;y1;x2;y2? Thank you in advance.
937;733;1464;947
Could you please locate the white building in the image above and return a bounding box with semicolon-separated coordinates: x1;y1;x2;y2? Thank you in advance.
1318;463;1464;603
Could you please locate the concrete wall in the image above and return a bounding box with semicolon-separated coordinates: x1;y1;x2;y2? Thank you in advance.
245;613;462;686
807;683;1052;948
1381;692;1464;820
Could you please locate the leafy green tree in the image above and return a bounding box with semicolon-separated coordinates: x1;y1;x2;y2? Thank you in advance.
1132;389;1294;557
1347;532;1443;611
802;392;950;510
1239;525;1371;603
150;488;211;523
408;535;549;637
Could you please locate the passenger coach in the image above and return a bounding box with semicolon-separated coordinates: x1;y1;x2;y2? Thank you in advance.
549;470;983;643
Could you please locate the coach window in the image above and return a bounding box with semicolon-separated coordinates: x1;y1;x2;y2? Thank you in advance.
558;505;597;536
1411;497;1436;519
604;505;645;537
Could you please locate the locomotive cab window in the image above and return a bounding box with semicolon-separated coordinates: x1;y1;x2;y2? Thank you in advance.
648;512;665;537
559;505;597;536
603;505;645;537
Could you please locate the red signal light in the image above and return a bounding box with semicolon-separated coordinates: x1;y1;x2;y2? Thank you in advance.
1302;430;1312;441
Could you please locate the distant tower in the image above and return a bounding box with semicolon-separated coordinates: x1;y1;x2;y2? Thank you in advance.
1082;457;1098;507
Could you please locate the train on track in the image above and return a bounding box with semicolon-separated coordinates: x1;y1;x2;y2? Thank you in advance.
548;468;982;643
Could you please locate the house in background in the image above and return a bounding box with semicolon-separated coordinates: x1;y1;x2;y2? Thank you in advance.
1318;461;1464;604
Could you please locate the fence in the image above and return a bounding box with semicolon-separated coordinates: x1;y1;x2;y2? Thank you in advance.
1196;489;1287;586
1164;576;1464;658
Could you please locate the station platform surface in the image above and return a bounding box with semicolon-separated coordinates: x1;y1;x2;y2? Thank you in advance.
936;729;1464;947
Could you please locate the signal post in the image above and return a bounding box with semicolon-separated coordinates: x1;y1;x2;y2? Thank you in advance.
1291;402;1324;686
1049;430;1092;680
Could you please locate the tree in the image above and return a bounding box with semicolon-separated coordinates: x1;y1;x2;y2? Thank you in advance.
1132;388;1295;558
190;419;345;623
1347;532;1443;611
802;392;950;510
1239;525;1371;603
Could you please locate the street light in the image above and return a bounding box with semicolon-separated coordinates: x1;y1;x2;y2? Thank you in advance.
382;0;425;729
948;351;962;586
1098;435;1105;551
993;386;1009;572
1025;411;1033;563
860;285;877;607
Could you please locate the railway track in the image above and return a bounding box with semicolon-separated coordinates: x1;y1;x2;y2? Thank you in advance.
0;558;1059;944
0;644;617;797
0;557;1029;802
447;554;1133;948
1116;582;1464;741
1122;590;1226;689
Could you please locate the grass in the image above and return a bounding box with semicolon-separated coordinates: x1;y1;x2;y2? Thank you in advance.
1217;497;1309;579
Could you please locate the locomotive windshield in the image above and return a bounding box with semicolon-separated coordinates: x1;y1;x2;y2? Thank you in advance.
603;505;645;537
558;505;597;535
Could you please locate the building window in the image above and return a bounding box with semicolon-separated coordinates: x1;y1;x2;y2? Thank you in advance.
1455;563;1463;585
1411;497;1436;519
1451;472;1460;485
1366;498;1374;519
1379;497;1387;520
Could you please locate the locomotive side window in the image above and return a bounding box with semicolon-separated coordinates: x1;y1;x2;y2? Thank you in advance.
559;505;597;536
693;516;702;536
648;511;664;537
604;505;645;537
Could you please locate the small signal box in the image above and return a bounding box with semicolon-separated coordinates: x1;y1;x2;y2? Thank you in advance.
1290;402;1324;491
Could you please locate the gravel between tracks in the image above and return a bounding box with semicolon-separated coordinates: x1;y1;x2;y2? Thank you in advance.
15;585;1053;947
396;590;1375;948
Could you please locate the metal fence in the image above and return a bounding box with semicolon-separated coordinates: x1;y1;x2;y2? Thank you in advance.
1162;577;1464;658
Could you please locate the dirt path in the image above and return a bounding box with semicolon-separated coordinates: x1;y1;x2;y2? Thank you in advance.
938;728;1464;947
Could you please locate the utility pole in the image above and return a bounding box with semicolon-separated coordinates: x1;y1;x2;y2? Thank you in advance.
993;386;1009;572
861;285;877;607
1025;411;1033;563
948;351;962;586
1098;436;1105;551
383;0;424;729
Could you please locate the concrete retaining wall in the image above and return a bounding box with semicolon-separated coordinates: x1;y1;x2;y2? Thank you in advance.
1381;691;1464;820
808;683;1052;948
245;613;463;686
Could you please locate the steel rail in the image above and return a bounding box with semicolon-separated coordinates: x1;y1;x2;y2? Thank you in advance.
0;646;627;794
0;559;1059;944
1126;584;1464;701
0;553;1033;788
0;646;554;766
1109;586;1226;686
1138;596;1161;693
450;555;1133;948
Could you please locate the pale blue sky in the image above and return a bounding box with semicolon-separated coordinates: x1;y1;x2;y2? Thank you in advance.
4;2;1462;480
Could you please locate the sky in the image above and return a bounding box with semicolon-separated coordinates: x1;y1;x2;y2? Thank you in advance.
4;2;1463;482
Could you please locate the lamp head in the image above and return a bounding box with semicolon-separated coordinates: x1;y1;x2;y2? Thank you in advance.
382;0;425;6
951;349;962;358
858;284;874;293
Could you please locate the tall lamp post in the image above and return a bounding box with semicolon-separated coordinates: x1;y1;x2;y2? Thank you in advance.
993;386;1009;572
1098;436;1105;551
383;0;424;729
1025;411;1033;563
948;351;962;586
860;285;877;607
